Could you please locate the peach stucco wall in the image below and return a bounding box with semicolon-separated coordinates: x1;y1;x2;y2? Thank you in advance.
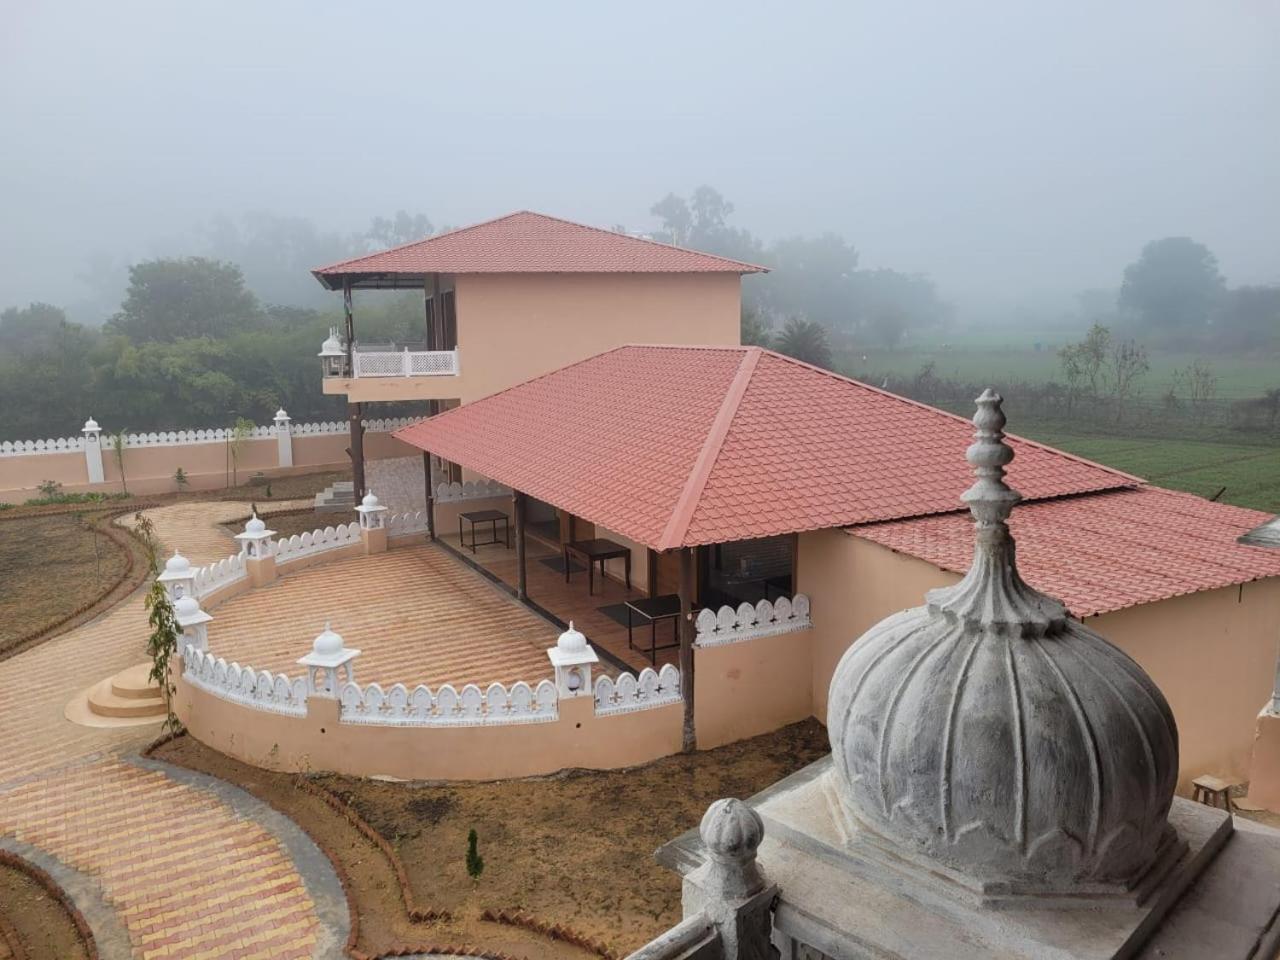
800;528;1280;793
327;271;742;405
175;680;683;781
694;630;814;749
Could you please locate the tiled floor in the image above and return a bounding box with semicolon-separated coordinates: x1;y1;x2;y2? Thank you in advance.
0;500;343;959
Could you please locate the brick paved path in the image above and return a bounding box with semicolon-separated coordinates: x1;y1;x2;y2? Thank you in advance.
0;501;348;960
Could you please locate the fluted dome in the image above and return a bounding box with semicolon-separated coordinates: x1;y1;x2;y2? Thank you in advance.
312;622;344;656
163;550;191;575
701;798;764;863
557;621;587;653
827;390;1180;899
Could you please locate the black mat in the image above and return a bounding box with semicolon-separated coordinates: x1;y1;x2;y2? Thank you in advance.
596;602;635;628
539;555;587;575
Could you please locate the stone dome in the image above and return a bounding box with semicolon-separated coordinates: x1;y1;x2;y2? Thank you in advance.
312;623;344;657
163;551;191;575
173;594;200;619
83;417;100;432
827;390;1180;898
318;331;343;357
360;491;380;510
245;513;267;535
557;621;587;654
701;798;764;863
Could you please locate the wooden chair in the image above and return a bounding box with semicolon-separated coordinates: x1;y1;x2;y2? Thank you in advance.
1191;775;1237;813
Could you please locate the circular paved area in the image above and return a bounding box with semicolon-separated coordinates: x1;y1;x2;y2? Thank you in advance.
0;501;349;959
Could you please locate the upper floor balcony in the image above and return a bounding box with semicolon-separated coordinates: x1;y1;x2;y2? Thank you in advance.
319;331;462;402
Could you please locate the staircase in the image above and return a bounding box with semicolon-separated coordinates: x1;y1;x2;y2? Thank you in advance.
87;663;167;720
315;480;356;514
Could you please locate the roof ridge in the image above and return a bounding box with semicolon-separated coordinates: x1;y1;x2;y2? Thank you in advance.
656;347;763;551
758;349;1143;487
311;211;527;275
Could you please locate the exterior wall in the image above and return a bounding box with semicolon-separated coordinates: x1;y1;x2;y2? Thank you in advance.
694;630;814;749
175;681;683;781
801;528;1280;793
326;272;742;404
0;427;419;502
435;494;516;540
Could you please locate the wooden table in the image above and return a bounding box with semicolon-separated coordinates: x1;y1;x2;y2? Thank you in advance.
625;594;681;665
459;509;511;554
564;538;631;596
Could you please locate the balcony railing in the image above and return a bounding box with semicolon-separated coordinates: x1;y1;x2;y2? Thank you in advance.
349;347;460;378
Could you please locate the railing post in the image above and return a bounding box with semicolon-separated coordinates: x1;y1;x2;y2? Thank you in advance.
403;347;411;377
452;346;460;375
274;408;293;468
82;417;104;484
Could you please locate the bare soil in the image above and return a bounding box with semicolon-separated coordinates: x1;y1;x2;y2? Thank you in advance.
0;860;90;960
0;512;133;653
156;719;829;957
220;506;338;540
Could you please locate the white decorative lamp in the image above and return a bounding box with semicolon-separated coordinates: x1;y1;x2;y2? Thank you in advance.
318;328;347;378
156;550;196;601
173;594;212;656
297;622;360;697
547;621;598;697
82;416;104;484
234;511;276;560
355;490;388;530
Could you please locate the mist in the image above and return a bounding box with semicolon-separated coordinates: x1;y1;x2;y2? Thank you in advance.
2;0;1277;325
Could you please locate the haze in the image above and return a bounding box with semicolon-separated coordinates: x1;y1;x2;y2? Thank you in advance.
2;0;1277;323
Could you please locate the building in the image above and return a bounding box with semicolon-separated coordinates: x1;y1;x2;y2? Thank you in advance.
627;393;1280;959
310;210;766;495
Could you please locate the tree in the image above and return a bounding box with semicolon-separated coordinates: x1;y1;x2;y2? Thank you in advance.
465;828;484;880
775;317;833;369
1119;237;1224;333
0;302;71;355
763;234;860;331
740;305;772;348
365;211;433;249
650;193;692;246
136;513;183;735
851;269;950;344
108;257;264;342
1107;338;1150;421
1215;286;1280;350
1058;323;1112;408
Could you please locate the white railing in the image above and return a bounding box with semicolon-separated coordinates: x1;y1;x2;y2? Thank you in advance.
594;664;682;716
0;436;85;456
183;645;309;717
694;595;811;648
434;478;511;503
292;420;347;436
387;511;431;537
275;522;361;564
352;348;460;379
192;553;248;600
339;678;558;726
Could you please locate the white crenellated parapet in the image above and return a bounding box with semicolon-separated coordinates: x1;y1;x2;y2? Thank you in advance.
338;678;559;726
292;420;347;436
434;478;511;503
275;522;360;564
694;594;812;648
386;511;430;537
362;416;418;433
183;646;308;717
594;664;682;716
0;435;87;457
192;552;248;600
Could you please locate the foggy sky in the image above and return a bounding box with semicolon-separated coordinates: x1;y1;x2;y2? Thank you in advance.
2;1;1277;322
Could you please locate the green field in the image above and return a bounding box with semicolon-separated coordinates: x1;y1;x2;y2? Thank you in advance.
1012;429;1280;515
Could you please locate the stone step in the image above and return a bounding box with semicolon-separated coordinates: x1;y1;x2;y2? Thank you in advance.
110;662;161;700
88;676;167;719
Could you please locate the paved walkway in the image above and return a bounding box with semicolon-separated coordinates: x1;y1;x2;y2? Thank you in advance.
0;501;347;959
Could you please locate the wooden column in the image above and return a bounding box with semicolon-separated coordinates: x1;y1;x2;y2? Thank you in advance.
342;277;354;375
514;490;528;601
647;548;659;599
348;402;365;499
678;545;697;753
423;451;436;541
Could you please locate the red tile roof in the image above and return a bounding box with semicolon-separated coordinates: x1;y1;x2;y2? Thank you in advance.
393;345;1137;550
851;486;1280;617
313;211;766;287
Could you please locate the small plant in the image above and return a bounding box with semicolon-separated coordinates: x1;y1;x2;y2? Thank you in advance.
38;479;62;498
265;482;273;498
174;467;189;494
465;828;484;880
135;513;184;736
227;417;255;487
0;503;13;512
110;428;129;495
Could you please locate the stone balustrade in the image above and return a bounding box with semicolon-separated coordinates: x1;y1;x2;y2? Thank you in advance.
594;664;682;716
694;594;811;647
338;678;561;726
386;510;431;537
182;645;309;717
192;553;248;600
274;522;361;564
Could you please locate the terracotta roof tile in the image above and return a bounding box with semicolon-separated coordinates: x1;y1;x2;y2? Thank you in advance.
394;345;1136;550
313;211;766;285
851;486;1280;617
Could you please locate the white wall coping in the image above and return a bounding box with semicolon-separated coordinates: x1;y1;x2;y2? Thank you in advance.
694;595;812;648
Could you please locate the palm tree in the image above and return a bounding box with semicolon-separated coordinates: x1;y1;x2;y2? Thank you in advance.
775;317;833;370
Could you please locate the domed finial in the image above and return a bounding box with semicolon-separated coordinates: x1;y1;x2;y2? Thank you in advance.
698;799;766;900
925;390;1066;636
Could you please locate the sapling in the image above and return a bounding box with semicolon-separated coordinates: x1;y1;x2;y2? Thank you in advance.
466;828;484;880
135;513;183;735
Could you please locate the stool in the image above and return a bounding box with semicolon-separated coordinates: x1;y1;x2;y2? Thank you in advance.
1191;775;1236;813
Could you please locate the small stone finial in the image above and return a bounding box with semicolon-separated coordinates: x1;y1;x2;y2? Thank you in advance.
698;799;766;901
925;389;1066;636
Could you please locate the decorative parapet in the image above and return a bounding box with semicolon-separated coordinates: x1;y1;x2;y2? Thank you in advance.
386;511;430;537
362;416;418;433
192;553;248;600
694;595;811;648
292;420;347;436
435;478;511;502
275;522;360;564
183;645;308;717
594;664;682;716
0;436;86;456
338;678;558;726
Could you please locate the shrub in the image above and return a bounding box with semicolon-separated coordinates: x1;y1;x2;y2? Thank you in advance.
466;828;484;880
